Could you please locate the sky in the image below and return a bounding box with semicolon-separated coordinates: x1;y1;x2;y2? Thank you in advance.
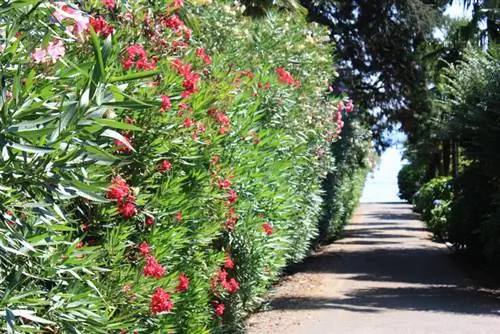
444;0;473;19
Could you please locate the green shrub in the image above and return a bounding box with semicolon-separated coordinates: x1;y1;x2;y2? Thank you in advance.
317;118;371;241
428;200;451;240
397;163;424;202
0;0;368;332
413;176;453;222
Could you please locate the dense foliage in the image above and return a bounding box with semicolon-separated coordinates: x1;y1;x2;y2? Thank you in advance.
0;0;370;332
401;47;500;267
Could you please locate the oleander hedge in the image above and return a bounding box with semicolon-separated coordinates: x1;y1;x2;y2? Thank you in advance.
0;1;368;332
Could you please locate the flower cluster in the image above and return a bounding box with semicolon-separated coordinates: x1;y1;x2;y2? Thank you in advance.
171;59;200;97
121;44;156;71
196;47;212;65
143;255;166;279
275;68;301;87
31;40;65;64
150;288;173;314
107;176;137;219
262;222;273;235
208;108;231;135
89;16;114;37
211;269;239;294
175;272;190;292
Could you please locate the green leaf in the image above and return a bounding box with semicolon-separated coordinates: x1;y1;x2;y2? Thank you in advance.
109;69;161;83
7;142;54;154
101;129;135;152
92;118;143;132
10;310;56;325
5;309;15;334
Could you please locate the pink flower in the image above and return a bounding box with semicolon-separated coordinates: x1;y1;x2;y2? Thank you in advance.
160;95;171;112
46;40;65;63
184;117;193;128
139;242;150;256
344;100;354;113
158;160;172;173
103;0;115;9
218;179;231;189
145;216;155;226
196;47;212;65
176;211;183;222
31;48;46;64
143;256;166;278
169;0;184;9
213;301;224;316
224;256;234;269
227;189;238;204
89;16;114;37
150;288;173;314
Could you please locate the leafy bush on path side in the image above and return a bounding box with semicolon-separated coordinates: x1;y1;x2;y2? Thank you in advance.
0;1;367;332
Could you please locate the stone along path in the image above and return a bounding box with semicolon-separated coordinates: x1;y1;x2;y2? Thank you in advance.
246;203;500;334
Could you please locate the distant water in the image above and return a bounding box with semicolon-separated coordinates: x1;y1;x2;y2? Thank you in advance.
360;147;405;203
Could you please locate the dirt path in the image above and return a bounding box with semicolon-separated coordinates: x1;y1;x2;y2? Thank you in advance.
246;203;500;334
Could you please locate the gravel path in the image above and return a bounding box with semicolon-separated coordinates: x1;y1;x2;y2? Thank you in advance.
246;203;500;334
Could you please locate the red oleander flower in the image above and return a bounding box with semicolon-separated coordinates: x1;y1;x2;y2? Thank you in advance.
139;242;150;256
76;241;85;249
262;222;273;235
175;272;189;292
135;58;156;70
218;179;231;189
227;189;238;203
344;100;354;113
184;117;193;128
89;16;114;37
150;287;173;314
145;216;155;226
196;47;212;65
222;277;239;293
158;160;172;173
107;176;130;202
160;95;171;112
143;256;166;278
176;211;183;222
162;15;185;32
224;256;234;269
213;301;225;316
103;0;115;9
126;44;147;60
337;101;344;111
275;68;300;87
118;200;137;219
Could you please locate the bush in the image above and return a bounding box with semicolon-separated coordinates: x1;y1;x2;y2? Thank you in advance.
413;177;453;222
397;163;424;202
428;199;451;240
317;118;371;241
0;0;368;332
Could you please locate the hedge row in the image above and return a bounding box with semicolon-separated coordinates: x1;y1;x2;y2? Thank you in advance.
400;48;500;268
0;1;369;332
